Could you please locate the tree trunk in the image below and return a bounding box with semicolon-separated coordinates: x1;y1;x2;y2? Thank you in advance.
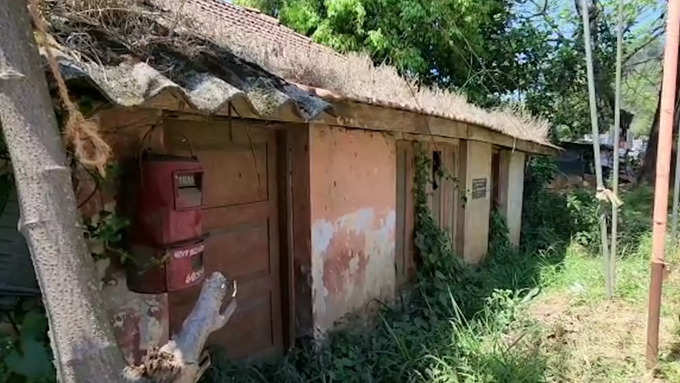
638;67;680;184
0;2;236;382
638;91;663;183
0;1;128;381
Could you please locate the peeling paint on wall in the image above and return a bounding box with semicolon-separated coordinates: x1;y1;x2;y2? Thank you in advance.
312;209;396;332
82;111;169;365
309;124;397;333
97;259;169;364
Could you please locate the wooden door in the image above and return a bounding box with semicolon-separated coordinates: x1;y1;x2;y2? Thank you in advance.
395;141;458;286
431;145;459;244
164;119;283;360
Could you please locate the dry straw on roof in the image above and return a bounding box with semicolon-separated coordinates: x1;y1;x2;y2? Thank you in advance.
161;0;551;145
55;0;552;145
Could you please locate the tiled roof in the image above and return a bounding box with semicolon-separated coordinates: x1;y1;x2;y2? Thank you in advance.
181;0;342;58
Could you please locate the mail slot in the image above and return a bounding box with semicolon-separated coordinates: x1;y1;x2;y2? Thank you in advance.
127;238;206;293
174;170;203;210
132;154;204;246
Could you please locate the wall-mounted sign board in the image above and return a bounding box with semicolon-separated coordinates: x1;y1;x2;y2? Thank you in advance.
471;178;487;200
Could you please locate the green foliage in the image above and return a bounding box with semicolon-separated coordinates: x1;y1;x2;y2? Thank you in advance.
84;209;132;262
204;288;543;383
0;173;14;217
565;189;601;248
238;0;518;106
82;162;133;264
489;210;512;255
521;157;622;256
0;298;55;383
617;185;653;253
412;145;468;308
521;157;573;254
523;157;654;260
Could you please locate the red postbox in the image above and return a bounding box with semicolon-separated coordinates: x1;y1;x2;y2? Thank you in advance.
127;154;206;293
132;154;204;246
127;238;206;293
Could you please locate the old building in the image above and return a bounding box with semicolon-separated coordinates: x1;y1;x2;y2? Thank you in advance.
15;0;559;362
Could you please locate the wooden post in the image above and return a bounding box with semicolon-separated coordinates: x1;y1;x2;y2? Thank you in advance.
646;0;680;368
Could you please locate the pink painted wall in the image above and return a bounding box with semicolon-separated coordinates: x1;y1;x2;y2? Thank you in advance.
309;124;397;332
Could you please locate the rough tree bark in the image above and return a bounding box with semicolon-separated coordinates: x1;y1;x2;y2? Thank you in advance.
637;15;680;184
638;72;680;184
0;1;128;381
0;2;236;382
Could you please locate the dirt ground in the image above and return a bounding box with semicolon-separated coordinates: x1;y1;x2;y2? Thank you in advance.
529;274;680;382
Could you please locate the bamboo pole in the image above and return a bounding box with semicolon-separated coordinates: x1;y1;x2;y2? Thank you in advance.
646;0;680;368
609;0;624;297
580;0;612;297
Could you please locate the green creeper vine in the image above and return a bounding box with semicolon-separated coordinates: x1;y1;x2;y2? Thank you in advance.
413;144;521;315
412;144;467;306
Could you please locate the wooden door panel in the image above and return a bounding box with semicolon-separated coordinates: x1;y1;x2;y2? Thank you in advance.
198;146;269;207
164;119;283;360
206;221;271;281
395;142;416;285
202;203;270;229
209;292;274;358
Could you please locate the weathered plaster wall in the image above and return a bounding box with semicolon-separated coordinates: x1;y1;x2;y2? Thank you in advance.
96;259;169;364
498;150;526;247
81;107;169;363
458;140;493;264
309;124;397;333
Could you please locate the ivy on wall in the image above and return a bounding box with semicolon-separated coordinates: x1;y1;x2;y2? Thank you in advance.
412;144;469;308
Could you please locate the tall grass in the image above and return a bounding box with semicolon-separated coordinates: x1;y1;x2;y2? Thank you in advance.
205;288;545;383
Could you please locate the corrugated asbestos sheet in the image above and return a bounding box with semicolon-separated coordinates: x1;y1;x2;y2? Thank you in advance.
56;50;331;121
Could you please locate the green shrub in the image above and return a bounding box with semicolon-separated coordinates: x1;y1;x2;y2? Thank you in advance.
0;298;55;383
565;188;600;249
521;157;573;255
618;186;653;254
